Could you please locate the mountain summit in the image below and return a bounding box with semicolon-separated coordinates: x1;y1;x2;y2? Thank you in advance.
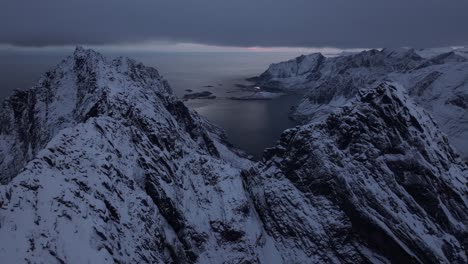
246;82;468;263
0;48;467;263
0;47;270;263
0;47;176;183
252;48;468;160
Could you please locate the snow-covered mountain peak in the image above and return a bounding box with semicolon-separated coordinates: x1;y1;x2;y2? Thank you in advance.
246;82;468;263
0;48;284;263
255;52;325;81
1;48;467;263
73;45;103;60
429;51;468;64
416;46;468;59
381;47;422;59
0;47;190;183
252;47;468;159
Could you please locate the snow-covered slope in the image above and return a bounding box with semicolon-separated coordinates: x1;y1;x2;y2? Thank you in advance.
0;47;177;183
0;47;280;263
245;83;468;263
252;48;468;159
416;46;468;59
1;48;467;263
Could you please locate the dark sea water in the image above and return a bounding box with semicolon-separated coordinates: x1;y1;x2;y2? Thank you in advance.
0;50;304;158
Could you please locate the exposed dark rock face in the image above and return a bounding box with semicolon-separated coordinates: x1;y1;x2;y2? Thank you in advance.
0;49;467;264
448;94;468;109
0;47;174;184
245;83;468;263
430;51;468;64
251;48;468;159
409;71;443;96
0;48;272;263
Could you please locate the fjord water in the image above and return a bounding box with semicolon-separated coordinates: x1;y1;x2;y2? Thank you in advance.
0;50;303;158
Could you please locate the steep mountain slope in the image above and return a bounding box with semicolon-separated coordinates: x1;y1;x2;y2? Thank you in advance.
245;83;468;263
416;47;468;59
251;48;468;159
0;47;279;263
1;48;467;264
0;47;177;183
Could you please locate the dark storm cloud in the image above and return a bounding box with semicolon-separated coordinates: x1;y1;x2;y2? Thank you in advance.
1;0;467;48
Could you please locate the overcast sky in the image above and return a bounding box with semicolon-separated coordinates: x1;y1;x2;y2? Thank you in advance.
1;0;467;50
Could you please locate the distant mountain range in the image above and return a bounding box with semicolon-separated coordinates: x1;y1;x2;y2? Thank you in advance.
251;47;468;160
0;47;467;263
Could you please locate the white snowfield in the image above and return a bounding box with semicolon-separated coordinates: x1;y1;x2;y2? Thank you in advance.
253;47;468;160
0;48;467;263
0;47;275;264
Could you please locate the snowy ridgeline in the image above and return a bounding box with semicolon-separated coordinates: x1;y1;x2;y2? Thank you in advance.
252;47;468;160
0;47;467;263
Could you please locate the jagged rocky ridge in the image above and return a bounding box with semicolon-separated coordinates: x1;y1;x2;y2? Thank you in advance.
251;48;468;160
245;83;468;263
0;48;467;263
0;47;278;263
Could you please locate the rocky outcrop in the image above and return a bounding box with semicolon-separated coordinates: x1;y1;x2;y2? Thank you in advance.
0;47;175;183
245;83;468;263
251;48;468;160
0;47;277;263
0;49;467;263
